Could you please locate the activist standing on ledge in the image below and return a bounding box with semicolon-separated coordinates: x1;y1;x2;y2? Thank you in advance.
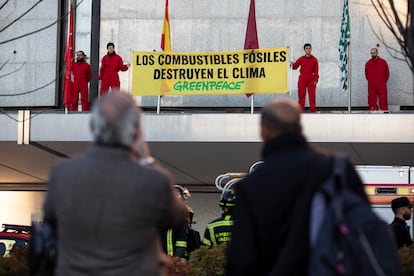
365;47;390;111
71;50;92;112
98;42;129;96
290;43;319;113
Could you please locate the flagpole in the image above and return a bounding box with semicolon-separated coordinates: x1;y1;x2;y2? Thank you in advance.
63;0;74;114
250;94;254;114
156;48;161;114
347;0;352;114
128;48;132;95
348;44;351;114
289;46;293;96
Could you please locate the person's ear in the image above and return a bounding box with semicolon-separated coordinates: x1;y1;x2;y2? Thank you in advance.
261;126;271;142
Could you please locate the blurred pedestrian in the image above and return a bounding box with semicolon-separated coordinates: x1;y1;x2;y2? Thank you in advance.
43;91;186;275
159;185;191;260
159;185;200;260
390;197;413;249
225;98;368;275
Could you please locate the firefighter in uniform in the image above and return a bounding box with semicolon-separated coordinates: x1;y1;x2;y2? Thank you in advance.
202;188;235;247
160;185;191;259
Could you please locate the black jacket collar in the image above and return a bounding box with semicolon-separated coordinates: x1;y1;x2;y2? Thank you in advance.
392;217;408;226
262;132;308;160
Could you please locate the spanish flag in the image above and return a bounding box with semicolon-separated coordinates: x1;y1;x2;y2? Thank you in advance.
160;0;171;95
161;0;171;52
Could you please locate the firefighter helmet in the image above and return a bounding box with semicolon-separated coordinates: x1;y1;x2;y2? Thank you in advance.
219;188;236;208
174;185;191;200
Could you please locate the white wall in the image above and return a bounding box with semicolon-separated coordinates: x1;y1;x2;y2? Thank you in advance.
0;0;59;107
0;191;45;227
98;0;413;108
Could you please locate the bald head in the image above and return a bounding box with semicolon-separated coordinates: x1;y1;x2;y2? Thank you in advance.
91;91;141;147
261;98;302;141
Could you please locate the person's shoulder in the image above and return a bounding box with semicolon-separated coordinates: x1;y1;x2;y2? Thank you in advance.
48;153;91;183
236;166;267;192
390;218;405;226
389;220;398;227
50;159;68;173
135;165;172;189
78;61;89;67
208;216;225;224
51;152;88;170
390;222;407;234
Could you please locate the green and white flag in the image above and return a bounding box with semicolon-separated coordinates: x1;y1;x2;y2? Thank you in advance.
339;0;350;91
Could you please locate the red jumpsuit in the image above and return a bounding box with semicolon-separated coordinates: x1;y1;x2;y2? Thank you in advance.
71;60;92;111
98;52;128;96
365;57;389;111
292;55;319;113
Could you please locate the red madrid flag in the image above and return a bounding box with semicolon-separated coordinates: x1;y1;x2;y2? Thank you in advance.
244;0;259;98
63;0;74;109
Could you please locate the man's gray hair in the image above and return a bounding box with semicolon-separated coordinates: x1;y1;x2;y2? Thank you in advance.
91;92;140;147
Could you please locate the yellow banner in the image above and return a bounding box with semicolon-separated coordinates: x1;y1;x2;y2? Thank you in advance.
131;48;288;96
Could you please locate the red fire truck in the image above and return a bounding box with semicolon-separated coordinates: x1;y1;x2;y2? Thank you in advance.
356;166;414;205
215;164;414;206
0;224;31;257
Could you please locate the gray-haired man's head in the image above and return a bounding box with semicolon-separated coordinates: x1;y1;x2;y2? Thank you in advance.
91;92;140;147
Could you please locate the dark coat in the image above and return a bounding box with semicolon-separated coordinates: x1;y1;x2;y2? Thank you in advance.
389;217;413;249
44;144;184;276
225;132;368;276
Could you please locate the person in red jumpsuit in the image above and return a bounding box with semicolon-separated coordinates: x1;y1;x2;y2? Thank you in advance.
98;42;129;96
70;50;92;111
291;43;319;113
365;48;389;111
